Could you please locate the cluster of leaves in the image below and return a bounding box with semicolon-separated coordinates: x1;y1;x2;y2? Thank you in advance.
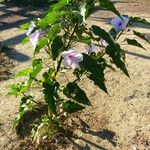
8;0;150;139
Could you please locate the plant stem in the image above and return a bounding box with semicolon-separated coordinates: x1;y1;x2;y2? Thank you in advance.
22;93;42;106
115;30;124;42
54;57;63;77
54;23;78;78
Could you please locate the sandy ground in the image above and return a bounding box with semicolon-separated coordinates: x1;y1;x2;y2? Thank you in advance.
0;0;150;149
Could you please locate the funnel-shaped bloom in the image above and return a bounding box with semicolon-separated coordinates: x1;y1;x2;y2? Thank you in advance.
61;49;83;69
111;16;129;32
26;21;36;36
29;30;40;49
84;44;98;54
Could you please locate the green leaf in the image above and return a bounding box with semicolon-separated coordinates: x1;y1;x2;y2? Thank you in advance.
63;82;91;106
49;117;60;127
34;38;49;56
80;54;107;93
85;0;95;17
63;101;85;113
92;25;129;77
43;82;57;114
106;44;129;77
30;59;42;79
42;71;59;114
41;68;55;83
126;38;146;50
28;59;42;88
71;11;83;24
38;11;59;28
21;36;29;45
14;96;33;127
130;17;150;26
7;82;29;96
92;25;115;47
16;68;33;77
78;36;92;44
39;10;66;29
99;0;121;17
48;23;61;41
20;22;31;30
133;30;150;43
11;59;42;95
7;83;22;96
73;68;86;81
50;0;68;11
51;36;63;60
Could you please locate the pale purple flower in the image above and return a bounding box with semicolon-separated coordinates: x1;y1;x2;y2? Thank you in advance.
61;49;83;69
29;30;40;49
26;21;36;36
111;16;129;32
100;39;108;47
84;44;98;54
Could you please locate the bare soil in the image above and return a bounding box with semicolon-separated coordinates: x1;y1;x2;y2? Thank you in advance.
0;0;150;150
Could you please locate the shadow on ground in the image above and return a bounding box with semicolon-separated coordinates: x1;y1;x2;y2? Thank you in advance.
0;52;15;81
69;119;117;150
0;45;30;62
15;105;48;138
125;51;150;60
0;2;45;62
13;106;117;150
0;2;45;32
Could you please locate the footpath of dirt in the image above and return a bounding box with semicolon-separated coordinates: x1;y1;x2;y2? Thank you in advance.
0;0;150;149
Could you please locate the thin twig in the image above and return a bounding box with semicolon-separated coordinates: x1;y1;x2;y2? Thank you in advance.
54;23;78;78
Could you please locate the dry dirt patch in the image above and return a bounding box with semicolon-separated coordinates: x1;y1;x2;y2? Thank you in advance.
0;0;150;150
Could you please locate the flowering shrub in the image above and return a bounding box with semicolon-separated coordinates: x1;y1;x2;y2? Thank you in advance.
8;0;150;141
